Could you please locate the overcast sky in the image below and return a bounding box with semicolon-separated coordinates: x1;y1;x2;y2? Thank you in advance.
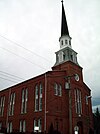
0;0;100;105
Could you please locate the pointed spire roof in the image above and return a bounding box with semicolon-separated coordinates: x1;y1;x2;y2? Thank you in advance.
61;1;69;36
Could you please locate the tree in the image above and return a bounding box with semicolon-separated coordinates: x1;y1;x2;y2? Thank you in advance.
93;107;100;134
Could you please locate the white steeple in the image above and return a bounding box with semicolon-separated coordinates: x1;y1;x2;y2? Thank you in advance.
54;1;79;66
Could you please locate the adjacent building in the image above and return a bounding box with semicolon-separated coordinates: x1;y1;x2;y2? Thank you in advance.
0;2;93;134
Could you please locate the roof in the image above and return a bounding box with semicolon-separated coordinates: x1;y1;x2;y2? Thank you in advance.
0;70;66;92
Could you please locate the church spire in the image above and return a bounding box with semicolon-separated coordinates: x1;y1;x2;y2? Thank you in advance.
59;1;71;49
61;1;69;36
53;1;79;66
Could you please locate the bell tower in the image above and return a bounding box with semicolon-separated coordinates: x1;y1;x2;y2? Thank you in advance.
54;1;78;66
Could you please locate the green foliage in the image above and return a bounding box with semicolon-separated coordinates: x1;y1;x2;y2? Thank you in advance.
93;107;100;134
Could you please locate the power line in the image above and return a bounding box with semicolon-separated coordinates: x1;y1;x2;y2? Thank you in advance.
0;34;51;63
0;76;18;83
92;98;100;100
0;73;23;82
0;70;24;80
0;47;46;70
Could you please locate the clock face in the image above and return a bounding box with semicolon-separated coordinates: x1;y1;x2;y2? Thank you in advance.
75;74;79;81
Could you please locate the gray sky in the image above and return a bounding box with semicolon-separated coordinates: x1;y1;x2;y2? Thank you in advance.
0;0;100;105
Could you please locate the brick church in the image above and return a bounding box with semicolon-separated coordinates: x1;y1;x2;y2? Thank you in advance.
0;1;93;134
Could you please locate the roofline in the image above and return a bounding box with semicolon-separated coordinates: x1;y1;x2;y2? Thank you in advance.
0;70;66;92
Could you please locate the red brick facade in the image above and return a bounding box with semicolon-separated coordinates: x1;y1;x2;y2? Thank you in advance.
0;61;93;134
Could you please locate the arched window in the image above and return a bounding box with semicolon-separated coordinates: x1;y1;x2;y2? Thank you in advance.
39;83;42;95
54;83;58;95
54;83;62;96
61;40;63;45
0;96;5;116
63;52;65;61
39;83;42;111
35;83;43;112
35;85;39;111
71;54;73;61
65;40;68;44
74;89;82;115
69;40;71;46
9;92;15;116
21;89;28;114
58;84;62;96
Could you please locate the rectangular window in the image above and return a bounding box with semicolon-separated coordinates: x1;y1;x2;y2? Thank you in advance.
7;122;12;133
0;96;5;116
34;119;38;132
34;119;42;132
38;118;42;132
20;120;26;132
75;89;82;115
9;93;15;116
21;89;28;114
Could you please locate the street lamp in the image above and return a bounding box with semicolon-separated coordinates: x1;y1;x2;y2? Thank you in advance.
74;126;79;134
86;96;92;105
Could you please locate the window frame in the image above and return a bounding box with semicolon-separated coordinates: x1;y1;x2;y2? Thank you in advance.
20;120;26;133
21;88;28;114
54;82;62;96
7;122;12;133
9;92;15;116
35;85;39;111
75;89;82;115
0;96;5;116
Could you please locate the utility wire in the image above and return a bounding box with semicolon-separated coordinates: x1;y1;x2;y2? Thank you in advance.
0;76;18;83
0;47;46;70
0;70;24;80
92;98;100;99
0;73;23;82
0;34;51;63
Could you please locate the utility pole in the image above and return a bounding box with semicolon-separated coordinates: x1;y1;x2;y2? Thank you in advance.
44;73;47;134
68;77;72;134
65;74;79;134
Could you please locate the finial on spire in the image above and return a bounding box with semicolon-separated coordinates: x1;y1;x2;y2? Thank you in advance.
61;0;63;3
